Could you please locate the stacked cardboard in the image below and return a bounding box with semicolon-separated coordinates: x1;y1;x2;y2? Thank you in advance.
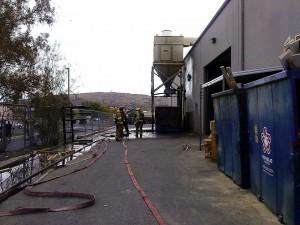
279;34;300;70
210;121;217;160
202;121;217;160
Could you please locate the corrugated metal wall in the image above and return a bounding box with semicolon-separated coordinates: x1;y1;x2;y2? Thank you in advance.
184;0;300;135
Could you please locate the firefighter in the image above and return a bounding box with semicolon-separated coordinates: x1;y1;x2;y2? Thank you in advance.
5;120;13;141
134;107;145;138
115;109;123;141
119;106;129;137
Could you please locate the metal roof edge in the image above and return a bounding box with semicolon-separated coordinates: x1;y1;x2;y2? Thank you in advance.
202;66;283;88
184;0;231;60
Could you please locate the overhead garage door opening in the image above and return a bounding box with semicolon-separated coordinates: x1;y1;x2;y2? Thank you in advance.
203;47;231;135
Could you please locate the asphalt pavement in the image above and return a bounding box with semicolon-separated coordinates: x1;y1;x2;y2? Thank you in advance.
0;129;281;225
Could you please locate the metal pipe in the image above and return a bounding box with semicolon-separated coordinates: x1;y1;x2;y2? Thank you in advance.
66;67;70;102
240;0;245;70
151;66;155;132
0;139;102;198
199;83;203;151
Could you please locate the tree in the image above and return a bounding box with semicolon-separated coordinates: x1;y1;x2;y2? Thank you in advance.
28;41;69;105
0;0;56;103
100;105;115;113
0;0;73;147
27;43;70;146
81;101;101;111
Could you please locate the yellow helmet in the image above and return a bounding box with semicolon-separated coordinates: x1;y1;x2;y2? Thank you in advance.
136;107;141;111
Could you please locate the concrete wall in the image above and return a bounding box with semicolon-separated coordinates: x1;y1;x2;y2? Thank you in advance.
244;0;300;69
184;0;300;134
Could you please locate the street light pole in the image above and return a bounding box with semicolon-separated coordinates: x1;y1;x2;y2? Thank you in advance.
66;67;70;100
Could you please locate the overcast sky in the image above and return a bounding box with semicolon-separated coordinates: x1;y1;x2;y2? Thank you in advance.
49;0;225;95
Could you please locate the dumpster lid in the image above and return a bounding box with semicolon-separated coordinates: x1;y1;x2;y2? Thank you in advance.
244;70;300;89
211;88;245;98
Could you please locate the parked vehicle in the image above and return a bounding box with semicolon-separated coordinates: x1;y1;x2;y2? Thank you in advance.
14;123;23;129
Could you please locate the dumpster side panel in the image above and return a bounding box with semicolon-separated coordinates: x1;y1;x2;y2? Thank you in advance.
293;80;300;225
228;94;242;184
274;79;297;225
155;107;182;132
213;97;225;172
220;97;233;178
257;83;278;214
213;89;250;188
237;93;250;188
246;71;300;225
247;88;261;196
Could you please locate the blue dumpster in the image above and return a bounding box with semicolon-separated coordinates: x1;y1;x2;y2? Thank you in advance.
212;89;250;188
245;70;300;225
155;107;182;132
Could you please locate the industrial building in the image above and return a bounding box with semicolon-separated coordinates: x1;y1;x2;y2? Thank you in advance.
182;0;300;135
148;2;300;223
151;0;300;135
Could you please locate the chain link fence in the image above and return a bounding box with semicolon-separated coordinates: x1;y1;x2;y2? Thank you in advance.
0;103;116;193
0;103;115;153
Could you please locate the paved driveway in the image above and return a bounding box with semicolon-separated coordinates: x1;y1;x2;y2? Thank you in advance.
0;132;280;225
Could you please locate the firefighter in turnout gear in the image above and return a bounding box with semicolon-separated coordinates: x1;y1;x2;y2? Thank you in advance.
134;107;145;138
119;106;129;137
115;109;123;141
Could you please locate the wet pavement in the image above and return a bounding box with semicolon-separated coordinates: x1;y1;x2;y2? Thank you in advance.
0;127;281;225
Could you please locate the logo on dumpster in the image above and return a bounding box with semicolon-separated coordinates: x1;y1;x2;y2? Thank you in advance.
261;127;271;154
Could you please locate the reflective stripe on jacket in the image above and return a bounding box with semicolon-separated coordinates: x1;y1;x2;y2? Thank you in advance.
134;111;145;123
115;112;123;125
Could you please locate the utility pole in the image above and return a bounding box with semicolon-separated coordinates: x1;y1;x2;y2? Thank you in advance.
65;67;70;102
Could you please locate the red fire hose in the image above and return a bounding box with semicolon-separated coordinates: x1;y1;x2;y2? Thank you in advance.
0;139;109;217
123;141;168;225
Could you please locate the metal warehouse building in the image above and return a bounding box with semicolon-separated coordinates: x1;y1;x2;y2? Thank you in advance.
183;0;300;135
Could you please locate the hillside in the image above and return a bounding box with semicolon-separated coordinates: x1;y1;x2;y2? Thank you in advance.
69;92;170;110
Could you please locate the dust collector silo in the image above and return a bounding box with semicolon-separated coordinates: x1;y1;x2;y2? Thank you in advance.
151;30;196;132
152;30;185;96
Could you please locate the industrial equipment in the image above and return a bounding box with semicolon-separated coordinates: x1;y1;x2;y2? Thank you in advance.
151;30;196;132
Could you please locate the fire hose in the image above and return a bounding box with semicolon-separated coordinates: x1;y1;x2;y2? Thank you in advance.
0;139;108;216
123;141;168;225
0;138;168;225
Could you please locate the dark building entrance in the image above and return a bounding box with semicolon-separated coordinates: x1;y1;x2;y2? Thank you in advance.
203;48;231;135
